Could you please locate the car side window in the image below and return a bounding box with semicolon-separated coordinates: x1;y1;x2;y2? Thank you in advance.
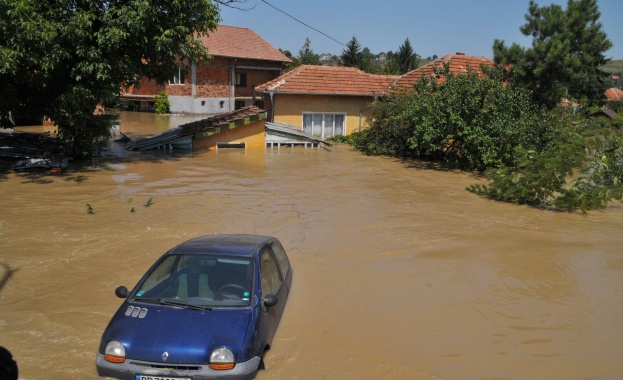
271;242;290;276
260;249;281;295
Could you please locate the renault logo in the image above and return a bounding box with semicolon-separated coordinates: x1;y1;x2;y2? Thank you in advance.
162;351;169;361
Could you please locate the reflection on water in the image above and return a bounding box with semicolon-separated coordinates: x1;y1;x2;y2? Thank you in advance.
1;112;623;379
118;111;209;138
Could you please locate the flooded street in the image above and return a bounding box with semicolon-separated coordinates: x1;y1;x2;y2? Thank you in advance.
1;112;623;379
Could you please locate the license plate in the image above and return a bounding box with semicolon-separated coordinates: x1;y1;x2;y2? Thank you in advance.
136;376;190;380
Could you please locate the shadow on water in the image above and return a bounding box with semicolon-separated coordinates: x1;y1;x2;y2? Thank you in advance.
397;156;487;181
2;139;195;186
0;262;18;295
0;111;201;182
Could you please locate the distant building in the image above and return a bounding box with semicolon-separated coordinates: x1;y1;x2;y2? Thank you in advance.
605;88;623;102
319;53;333;62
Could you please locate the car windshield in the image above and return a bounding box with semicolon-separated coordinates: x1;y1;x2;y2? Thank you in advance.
132;254;254;308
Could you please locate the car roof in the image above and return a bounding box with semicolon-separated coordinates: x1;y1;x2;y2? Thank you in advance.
166;234;276;257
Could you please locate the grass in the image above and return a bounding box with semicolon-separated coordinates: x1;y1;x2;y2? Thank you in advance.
602;60;623;74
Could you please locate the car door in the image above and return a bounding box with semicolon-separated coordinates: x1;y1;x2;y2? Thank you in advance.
270;241;291;302
258;247;285;345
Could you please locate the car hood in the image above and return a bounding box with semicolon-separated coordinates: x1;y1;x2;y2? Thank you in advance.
101;303;253;364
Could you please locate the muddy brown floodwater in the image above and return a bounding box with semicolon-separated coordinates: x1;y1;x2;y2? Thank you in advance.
1;112;623;380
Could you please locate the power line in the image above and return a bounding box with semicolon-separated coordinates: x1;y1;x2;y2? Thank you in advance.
260;0;347;48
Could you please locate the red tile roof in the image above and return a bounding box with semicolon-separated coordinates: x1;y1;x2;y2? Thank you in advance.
605;87;623;101
391;53;496;90
196;25;291;63
255;65;399;96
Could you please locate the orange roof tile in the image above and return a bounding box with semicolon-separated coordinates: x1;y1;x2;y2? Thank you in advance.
197;25;291;63
391;53;496;90
605;87;623;101
255;65;399;96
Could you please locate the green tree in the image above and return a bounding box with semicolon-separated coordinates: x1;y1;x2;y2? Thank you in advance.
353;66;556;171
279;49;297;72
154;92;170;114
297;38;320;65
341;36;363;69
360;47;377;73
468;119;623;214
395;38;419;74
0;0;230;158
383;59;401;75
493;0;612;108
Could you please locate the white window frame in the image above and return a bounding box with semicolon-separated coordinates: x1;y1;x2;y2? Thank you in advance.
169;69;184;85
302;112;346;139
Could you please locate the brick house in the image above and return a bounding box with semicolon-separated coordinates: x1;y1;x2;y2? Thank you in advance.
122;25;291;114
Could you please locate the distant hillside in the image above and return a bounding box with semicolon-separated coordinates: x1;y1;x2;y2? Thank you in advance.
603;60;623;74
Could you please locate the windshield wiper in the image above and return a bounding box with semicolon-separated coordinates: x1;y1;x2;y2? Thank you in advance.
133;297;212;311
158;298;213;311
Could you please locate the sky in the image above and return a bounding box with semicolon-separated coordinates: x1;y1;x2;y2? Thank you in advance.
218;0;623;60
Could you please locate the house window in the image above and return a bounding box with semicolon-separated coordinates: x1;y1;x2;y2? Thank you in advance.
170;69;184;85
302;113;345;139
235;73;247;87
254;100;264;109
235;100;246;109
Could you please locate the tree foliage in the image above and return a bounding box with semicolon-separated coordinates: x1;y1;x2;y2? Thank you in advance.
395;38;419;74
297;37;320;66
383;38;419;75
353;66;556;171
341;36;363;69
279;49;297;72
0;0;224;157
468;119;623;214
493;0;612;109
154;92;170;114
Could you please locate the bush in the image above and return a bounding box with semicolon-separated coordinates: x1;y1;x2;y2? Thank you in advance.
154;92;170;114
356;68;556;171
468;119;623;213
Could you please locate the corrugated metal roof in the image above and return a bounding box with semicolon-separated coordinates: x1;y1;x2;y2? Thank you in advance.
265;122;332;146
588;108;618;119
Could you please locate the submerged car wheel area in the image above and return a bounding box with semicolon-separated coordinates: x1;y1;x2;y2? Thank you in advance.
96;234;292;380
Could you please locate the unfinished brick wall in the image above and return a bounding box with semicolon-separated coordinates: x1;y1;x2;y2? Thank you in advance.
124;57;283;101
126;79;165;95
195;57;230;98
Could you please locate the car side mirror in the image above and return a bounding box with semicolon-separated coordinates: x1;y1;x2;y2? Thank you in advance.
115;286;129;298
262;294;278;308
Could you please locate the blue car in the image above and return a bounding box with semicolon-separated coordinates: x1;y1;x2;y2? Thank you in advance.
96;234;292;380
